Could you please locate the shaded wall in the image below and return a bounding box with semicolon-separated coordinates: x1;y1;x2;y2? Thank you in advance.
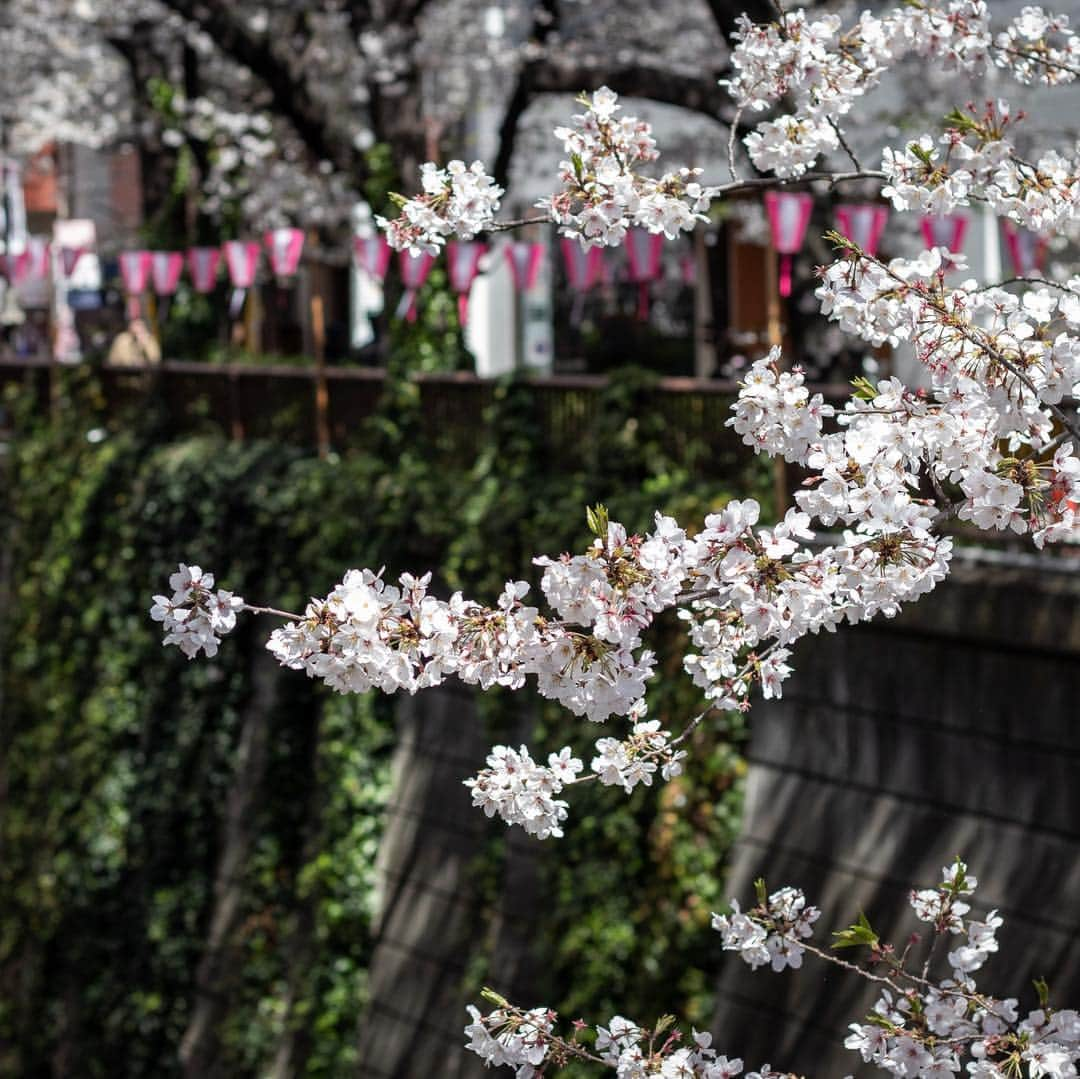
357;550;1080;1077
359;688;543;1078
712;550;1080;1073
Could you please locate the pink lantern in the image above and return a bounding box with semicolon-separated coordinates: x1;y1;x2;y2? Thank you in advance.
119;250;152;293
624;230;664;282
395;250;435;322
835;203;889;257
764;191;814;297
223;241;260;289
505;242;544;292
2;250;28;283
920;212;969;255
25;237;50;280
59;246;86;277
446;241;487;325
624;230;665;320
560;238;605;291
561;239;606;324
151;252;184;296
223;241;260;318
119;250;152;317
6;237;48;283
353;235;392;280
1001;219;1049;277
265;228;305;277
187;247;221;293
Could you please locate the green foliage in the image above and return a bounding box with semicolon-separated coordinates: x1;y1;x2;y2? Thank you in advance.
0;366;768;1075
833;911;879;951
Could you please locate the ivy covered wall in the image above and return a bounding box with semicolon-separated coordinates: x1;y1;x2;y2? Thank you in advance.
0;370;766;1077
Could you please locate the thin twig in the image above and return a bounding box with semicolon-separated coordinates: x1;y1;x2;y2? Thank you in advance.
241;602;306;621
728;106;745;182
481;170;888;237
485;215;553;233
978;275;1080;294
827;117;863;172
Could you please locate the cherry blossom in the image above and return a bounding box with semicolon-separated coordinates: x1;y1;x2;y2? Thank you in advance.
149;6;1080;1072
379;160;504;256
149;563;243;660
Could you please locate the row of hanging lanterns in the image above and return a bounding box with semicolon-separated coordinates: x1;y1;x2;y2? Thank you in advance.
353;234;697;326
763;191;1050;296
3;205;1052;324
353;237;550;324
3;229;310;323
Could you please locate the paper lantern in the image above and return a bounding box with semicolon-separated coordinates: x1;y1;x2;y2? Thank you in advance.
446;241;487;325
6;237;48;284
395;250;435;321
187;247;221;293
624;230;665;320
2;250;28;283
265;228;305;277
353;235;392;280
59;247;86;277
764;191;814;297
151;252;184;296
920;212;969;254
560;239;605;290
119;250;152;293
505;242;544;292
223;241;260;289
119;250;152;317
835;203;889;257
1001;219;1049;277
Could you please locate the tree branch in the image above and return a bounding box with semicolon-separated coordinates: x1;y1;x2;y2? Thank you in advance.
158;0;367;183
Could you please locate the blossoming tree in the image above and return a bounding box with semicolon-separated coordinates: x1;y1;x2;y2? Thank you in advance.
151;3;1080;1075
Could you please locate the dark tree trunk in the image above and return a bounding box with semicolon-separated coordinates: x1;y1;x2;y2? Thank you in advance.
179;653;278;1078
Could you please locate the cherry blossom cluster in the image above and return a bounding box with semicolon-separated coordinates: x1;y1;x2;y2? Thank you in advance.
815;245;1080;547
465;992;765;1078
464;1002;554;1076
842;862;1079;1078
591;703;687;793
149;564;244;660
377;88;715;250
154;314;1075;833
995;6;1080;85
712;884;821;973
714;860;1080;1078
534;509;688;651
536;88;716;246
677;480;949;712
472;861;1080;1078
245;512;688;723
880;101;1080;232
378;160;504;256
464;745;582;840
727;4;1080;179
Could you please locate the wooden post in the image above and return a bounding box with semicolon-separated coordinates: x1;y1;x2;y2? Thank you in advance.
229;371;244;442
244;286;261;357
765;244;787;516
312;291;330;458
147;292;159;343
693;229;717;379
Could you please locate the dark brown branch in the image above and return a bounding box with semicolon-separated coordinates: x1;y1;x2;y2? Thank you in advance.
492;0;560;189
158;0;366;182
